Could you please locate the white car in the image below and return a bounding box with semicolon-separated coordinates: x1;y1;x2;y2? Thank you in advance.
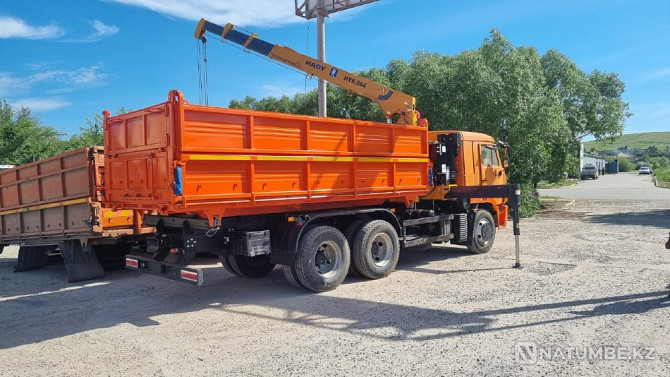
639;167;652;175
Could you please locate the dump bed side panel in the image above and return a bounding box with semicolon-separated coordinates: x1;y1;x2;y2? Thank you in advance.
103;91;430;222
104;99;174;209
0;148;141;243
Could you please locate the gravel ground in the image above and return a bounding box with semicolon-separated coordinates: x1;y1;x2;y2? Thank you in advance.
1;174;669;376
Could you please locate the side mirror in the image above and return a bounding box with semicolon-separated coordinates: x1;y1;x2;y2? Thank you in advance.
496;141;510;168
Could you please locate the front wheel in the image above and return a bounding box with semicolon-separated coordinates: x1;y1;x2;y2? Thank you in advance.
295;226;350;292
467;210;496;254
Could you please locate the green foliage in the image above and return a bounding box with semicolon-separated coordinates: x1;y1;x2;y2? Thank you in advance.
228;30;630;187
0;100;68;165
519;184;540;218
651;157;670;170
584;132;670;152
617;158;635;172
655;168;670;184
66;114;104;149
66;108;129;150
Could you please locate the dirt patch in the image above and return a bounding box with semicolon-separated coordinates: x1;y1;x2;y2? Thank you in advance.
1;199;669;376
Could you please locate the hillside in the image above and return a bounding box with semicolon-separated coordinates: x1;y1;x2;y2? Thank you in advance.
584;132;670;152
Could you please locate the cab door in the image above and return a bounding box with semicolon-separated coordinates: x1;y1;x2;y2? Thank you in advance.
480;144;505;186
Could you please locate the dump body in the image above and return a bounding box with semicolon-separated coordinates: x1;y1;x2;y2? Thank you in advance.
103;90;430;224
0;147;146;244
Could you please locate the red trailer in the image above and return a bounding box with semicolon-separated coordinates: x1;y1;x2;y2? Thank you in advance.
0;147;152;282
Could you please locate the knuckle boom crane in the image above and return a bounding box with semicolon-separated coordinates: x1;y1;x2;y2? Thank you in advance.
194;19;421;126
105;18;522;291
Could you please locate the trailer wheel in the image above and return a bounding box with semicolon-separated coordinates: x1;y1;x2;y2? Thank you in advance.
227;254;276;278
467;210;496;254
295;226;350;292
351;220;400;279
343;219;367;277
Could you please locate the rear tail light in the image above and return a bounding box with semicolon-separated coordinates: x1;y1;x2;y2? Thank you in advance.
126;258;139;268
180;269;199;283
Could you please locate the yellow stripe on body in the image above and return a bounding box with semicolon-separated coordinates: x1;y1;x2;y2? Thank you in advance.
184;154;428;164
0;197;89;216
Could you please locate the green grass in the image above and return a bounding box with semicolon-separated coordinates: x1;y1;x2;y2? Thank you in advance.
656;168;670;188
584;131;670;151
536;179;577;189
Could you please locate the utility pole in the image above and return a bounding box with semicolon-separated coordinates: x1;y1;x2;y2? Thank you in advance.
316;10;327;117
295;0;379;117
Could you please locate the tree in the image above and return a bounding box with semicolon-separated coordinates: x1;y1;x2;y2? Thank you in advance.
67;108;130;149
227;30;630;187
0;100;67;165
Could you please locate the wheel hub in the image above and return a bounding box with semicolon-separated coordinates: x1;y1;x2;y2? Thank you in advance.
314;241;340;276
370;233;393;267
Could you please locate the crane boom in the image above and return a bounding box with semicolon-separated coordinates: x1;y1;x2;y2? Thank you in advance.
194;19;420;126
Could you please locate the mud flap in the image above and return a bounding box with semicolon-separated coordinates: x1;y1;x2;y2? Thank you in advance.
58;240;105;282
14;245;52;272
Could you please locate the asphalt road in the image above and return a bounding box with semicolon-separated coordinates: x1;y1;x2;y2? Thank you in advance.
538;172;670;200
1;174;669;376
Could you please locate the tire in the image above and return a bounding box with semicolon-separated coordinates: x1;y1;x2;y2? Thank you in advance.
295;226;350;292
219;253;240;276
282;264;304;289
227;254;276;278
93;243;130;271
351;220;400;279
467;210;496;254
343;219;367;277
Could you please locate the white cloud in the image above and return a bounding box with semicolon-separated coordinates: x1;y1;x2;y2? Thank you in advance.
0;64;108;97
0;16;64;39
60;20;120;42
9;97;71;111
0;73;30;96
92;20;119;38
107;0;368;27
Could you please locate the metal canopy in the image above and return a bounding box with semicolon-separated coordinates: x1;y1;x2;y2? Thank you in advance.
295;0;379;19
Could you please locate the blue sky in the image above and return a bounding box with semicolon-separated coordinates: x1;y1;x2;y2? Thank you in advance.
1;0;668;138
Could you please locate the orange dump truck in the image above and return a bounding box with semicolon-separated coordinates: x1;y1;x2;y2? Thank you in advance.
0;147;152;282
104;91;520;292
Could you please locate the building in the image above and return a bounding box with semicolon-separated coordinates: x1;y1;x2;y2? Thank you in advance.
580;144;606;173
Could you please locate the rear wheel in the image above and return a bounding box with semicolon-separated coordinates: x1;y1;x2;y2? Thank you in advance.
351;220;400;279
282;264;304;289
219;252;275;278
467;210;496;254
343;219;367;277
219;253;240;276
295;226;350;292
226;254;276;278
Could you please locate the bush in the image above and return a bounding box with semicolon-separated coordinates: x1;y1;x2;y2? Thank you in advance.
656;168;670;183
617;158;635;172
519;184;540;218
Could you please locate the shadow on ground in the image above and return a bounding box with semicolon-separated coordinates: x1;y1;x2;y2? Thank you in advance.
586;209;670;228
2;249;668;349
